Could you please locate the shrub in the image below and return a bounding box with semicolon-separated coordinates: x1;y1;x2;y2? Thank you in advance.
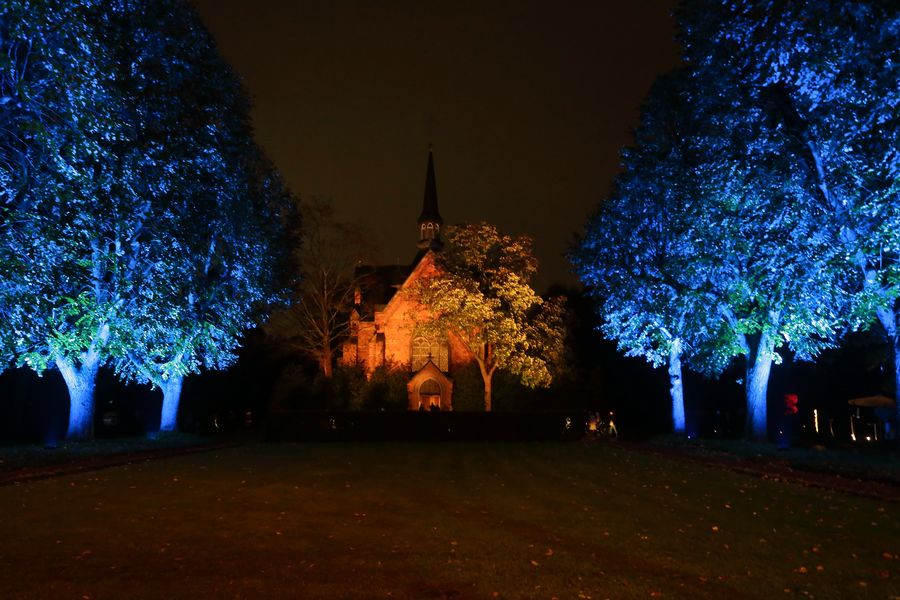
363;364;410;411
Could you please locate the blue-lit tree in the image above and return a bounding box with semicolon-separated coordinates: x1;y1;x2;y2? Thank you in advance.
687;118;844;440
575;4;850;439
672;4;846;439
119;151;291;432
0;1;291;438
571;71;711;435
0;0;133;440
682;0;900;431
102;0;292;433
668;1;853;439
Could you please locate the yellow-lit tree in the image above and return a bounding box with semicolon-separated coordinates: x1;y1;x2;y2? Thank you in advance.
411;223;564;411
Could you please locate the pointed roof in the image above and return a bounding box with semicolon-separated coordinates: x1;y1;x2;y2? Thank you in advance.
417;147;443;225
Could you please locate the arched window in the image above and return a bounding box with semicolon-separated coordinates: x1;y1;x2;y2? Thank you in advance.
411;336;449;371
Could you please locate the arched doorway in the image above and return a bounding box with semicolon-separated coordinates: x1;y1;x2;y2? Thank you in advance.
407;360;453;411
419;379;441;410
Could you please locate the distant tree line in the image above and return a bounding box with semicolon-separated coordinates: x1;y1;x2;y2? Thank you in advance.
0;0;292;440
571;0;900;440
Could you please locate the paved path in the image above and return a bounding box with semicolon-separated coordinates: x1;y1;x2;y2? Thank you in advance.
623;440;900;502
0;442;237;486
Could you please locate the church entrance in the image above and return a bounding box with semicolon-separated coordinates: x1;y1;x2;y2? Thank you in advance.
407;360;453;411
419;379;442;410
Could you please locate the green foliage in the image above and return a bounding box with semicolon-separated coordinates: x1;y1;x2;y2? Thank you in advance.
270;363;320;411
0;1;291;437
411;223;566;410
325;365;367;411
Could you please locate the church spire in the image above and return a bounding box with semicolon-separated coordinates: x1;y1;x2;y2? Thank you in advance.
417;146;443;250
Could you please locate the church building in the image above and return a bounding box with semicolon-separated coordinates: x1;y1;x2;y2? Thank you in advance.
339;150;472;410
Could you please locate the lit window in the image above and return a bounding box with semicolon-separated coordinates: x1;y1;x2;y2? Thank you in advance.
411;337;449;371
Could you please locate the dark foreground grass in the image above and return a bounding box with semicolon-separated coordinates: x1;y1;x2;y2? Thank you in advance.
0;442;897;599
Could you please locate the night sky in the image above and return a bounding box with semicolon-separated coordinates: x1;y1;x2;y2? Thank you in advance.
189;0;680;291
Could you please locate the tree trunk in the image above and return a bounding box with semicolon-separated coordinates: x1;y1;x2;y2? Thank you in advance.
56;354;101;442
477;358;493;412
894;341;900;439
668;340;685;435
875;306;899;437
477;346;494;412
482;375;492;412
744;331;775;441
160;375;184;432
321;346;333;379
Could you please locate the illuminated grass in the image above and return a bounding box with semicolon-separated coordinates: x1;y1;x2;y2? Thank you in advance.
0;443;896;599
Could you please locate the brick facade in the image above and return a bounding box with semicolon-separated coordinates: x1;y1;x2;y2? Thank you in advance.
340;250;473;410
339;149;472;409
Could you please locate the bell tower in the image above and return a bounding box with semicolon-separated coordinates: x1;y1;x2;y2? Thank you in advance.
417;147;444;250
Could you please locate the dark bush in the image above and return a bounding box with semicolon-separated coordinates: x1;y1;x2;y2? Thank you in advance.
362;364;409;411
449;363;484;411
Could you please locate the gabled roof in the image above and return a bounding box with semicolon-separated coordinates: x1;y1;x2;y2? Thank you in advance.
354;263;413;311
378;250;438;322
353;246;439;313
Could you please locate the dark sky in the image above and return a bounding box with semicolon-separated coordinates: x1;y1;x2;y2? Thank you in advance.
189;0;680;291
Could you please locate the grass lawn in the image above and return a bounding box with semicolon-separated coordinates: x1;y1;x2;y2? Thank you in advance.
0;442;897;599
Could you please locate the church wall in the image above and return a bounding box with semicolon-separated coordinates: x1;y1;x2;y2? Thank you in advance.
339;252;476;378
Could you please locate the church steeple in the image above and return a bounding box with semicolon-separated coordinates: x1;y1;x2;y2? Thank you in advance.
417;147;443;250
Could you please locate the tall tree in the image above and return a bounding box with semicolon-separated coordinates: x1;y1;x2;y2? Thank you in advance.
107;0;292;432
688;126;843;439
411;223;565;411
1;0;132;440
675;0;848;439
571;71;711;435
575;8;848;438
681;0;900;432
1;0;291;437
265;197;374;378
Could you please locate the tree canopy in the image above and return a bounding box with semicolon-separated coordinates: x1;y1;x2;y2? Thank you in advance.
573;0;896;439
571;70;712;434
0;0;291;438
412;223;564;411
679;0;898;435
